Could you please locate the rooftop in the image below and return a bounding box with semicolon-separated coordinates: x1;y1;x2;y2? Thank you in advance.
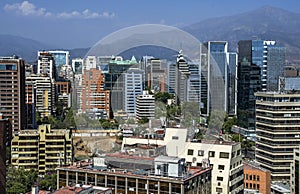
243;161;270;172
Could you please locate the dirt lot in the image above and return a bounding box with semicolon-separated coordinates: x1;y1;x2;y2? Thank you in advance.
73;136;120;158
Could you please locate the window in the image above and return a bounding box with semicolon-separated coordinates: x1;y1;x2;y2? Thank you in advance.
218;165;225;170
187;149;194;156
246;174;248;180
209;151;215;157
250;183;252;189
257;184;260;190
220;152;229;159
237;149;241;155
249;175;252;180
216;187;222;192
198;150;204;156
246;183;248;188
257;175;260;181
253;175;256;181
172;136;178;140
217;176;223;181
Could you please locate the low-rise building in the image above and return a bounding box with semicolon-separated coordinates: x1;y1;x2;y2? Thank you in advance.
11;124;72;174
56;155;212;194
244;161;271;194
122;127;244;194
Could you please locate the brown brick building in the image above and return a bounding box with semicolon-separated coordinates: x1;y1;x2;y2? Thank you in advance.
244;162;271;194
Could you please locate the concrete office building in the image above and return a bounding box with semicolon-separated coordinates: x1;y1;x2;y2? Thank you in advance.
0;56;26;132
136;91;155;121
56;155;212;194
81;68;110;119
290;146;300;194
255;92;300;181
11;124;72;174
124;68;143;117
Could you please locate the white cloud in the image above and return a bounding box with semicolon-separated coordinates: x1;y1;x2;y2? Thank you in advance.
4;1;115;19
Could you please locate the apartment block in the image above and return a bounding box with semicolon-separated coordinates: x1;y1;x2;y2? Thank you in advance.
11;124;72;174
244;162;271;194
0;56;25;132
255;92;300;181
81;68;110;119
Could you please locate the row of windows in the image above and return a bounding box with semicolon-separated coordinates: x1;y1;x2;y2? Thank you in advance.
245;183;260;190
187;149;230;159
245;174;260;181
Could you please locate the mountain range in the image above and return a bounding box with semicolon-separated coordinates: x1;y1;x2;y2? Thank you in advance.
1;6;300;65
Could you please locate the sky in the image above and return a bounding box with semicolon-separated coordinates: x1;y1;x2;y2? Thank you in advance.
1;0;300;49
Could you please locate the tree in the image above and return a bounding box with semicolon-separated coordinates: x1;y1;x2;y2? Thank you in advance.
38;172;57;191
6;166;38;194
222;115;237;134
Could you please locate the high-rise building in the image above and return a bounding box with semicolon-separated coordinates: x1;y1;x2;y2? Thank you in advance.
136;91;155;121
81;68;110;119
201;42;237;116
175;50;190;104
255;92;300;181
0;56;25;132
149;59;167;92
104;56;138;113
237;58;261;132
37;51;56;79
291;146;300;194
187;63;201;103
168;63;176;94
237;40;285;131
11;124;72;174
26;75;54;118
71;58;83;74
124;68;143;117
48;50;70;67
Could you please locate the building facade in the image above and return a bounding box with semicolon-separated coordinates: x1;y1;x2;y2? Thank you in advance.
136;91;155;121
124;68;143;117
56;156;212;194
201;42;238;116
291;146;300;194
255;92;300;181
244;162;271;194
0;56;25;132
81;68;110;119
11;124;72;174
122;128;244;194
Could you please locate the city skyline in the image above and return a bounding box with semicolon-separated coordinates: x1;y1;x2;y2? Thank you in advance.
1;0;300;48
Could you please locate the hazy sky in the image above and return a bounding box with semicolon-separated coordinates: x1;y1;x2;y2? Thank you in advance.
1;0;300;48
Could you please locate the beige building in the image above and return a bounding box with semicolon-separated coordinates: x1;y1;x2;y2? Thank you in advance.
255;92;300;181
291;146;300;194
122;127;244;194
11;124;72;174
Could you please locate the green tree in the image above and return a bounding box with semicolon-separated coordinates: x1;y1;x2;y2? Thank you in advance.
222;115;237;133
6;166;38;194
38;172;57;191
